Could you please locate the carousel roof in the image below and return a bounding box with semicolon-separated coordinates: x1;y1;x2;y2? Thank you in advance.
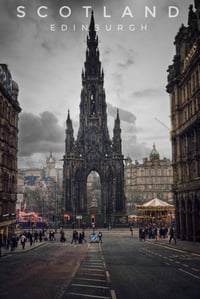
136;198;174;210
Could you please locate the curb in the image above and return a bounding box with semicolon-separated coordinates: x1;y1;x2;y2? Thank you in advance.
146;239;200;256
0;241;46;258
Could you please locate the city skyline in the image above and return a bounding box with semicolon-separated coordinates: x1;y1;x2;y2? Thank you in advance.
0;0;191;168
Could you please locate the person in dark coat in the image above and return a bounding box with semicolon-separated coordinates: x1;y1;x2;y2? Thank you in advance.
169;227;176;244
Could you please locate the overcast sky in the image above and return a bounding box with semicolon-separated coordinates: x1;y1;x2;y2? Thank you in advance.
0;0;191;168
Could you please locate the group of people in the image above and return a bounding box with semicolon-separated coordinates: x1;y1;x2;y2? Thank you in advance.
1;227;104;253
138;225;176;244
0;229;47;252
19;229;47;249
70;229;87;244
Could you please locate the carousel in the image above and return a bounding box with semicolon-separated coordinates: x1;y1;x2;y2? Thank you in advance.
136;198;175;227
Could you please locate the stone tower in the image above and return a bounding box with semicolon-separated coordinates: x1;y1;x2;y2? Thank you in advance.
63;12;126;225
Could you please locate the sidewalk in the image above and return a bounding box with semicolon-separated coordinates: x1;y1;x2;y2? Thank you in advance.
0;240;46;257
147;237;200;255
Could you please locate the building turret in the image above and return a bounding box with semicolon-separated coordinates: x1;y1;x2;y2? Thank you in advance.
113;109;122;155
65;110;74;154
149;143;160;161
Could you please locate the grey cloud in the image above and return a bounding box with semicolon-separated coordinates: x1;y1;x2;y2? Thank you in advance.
107;102;136;124
118;58;134;68
133;88;163;98
18;108;150;167
19;111;64;157
106;102;151;160
41;41;55;54
117;47;136;69
123;142;150;161
103;48;112;56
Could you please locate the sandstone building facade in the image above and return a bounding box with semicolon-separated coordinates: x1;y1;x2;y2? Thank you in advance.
124;144;173;215
167;0;200;241
0;64;21;240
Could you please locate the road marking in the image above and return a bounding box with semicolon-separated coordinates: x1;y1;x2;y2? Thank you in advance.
192;268;200;272
81;264;105;269
106;271;111;283
147;240;200;256
148;241;186;253
182;263;189;268
69;292;111;298
74;277;107;282
87;259;102;264
71;283;109;289
78;272;105;277
80;267;105;272
165;262;170;266
179;268;200;280
111;290;117;299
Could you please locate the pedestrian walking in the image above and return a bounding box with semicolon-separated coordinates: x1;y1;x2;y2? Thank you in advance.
169;226;176;244
92;223;95;233
60;228;66;242
78;232;83;244
34;231;38;242
29;232;33;246
10;234;18;251
108;222;112;230
71;230;78;244
81;230;87;243
139;227;145;241
39;230;43;242
20;234;27;250
98;231;103;243
152;226;158;241
130;225;133;238
49;231;55;241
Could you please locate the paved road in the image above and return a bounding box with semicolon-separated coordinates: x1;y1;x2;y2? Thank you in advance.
0;229;200;299
102;230;200;299
0;239;88;299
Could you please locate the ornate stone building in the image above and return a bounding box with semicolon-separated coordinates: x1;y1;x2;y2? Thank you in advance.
124;144;173;215
45;151;57;179
63;12;126;225
166;0;200;241
0;64;21;239
17;152;63;221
